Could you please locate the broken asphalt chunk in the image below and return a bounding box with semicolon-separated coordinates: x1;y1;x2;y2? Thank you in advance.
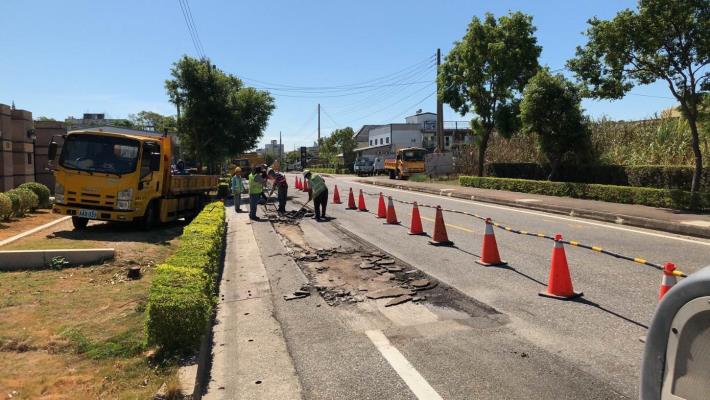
385;295;413;307
375;258;395;265
366;287;414;299
410;279;430;288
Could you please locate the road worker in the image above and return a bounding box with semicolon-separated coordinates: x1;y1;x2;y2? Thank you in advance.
267;168;288;214
231;167;244;213
248;166;265;220
303;169;328;221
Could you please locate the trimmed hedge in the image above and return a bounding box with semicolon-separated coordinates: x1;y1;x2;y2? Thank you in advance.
7;188;39;216
484;163;710;192
309;168;337;174
18;182;51;208
0;193;12;220
459;176;710;210
144;202;226;353
5;191;20;216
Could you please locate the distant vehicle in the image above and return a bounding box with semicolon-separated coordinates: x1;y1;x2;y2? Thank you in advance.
384;147;426;180
50;129;218;230
353;159;374;176
373;157;385;175
231;152;265;178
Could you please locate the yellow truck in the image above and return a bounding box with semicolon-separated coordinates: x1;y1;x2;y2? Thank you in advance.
49;129;219;230
231;152;265;178
384;147;426;179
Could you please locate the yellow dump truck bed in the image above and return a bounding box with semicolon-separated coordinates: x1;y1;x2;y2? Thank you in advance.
169;174;219;195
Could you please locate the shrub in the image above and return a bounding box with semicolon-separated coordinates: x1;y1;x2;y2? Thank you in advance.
144;201;225;354
0;193;12;220
459;175;709;210
217;182;230;198
13;188;39;213
5;191;20;216
18;182;51;208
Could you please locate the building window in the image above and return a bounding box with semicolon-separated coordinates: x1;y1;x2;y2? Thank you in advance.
386;137;389;144
27;153;32;164
380;138;383;145
370;139;373;146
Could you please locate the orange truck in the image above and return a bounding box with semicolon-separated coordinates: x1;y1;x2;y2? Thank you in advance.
231;152;265;177
384;147;426;179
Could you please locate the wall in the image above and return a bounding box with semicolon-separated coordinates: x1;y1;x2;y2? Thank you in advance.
390;124;423;150
34;121;66;191
0;104;34;191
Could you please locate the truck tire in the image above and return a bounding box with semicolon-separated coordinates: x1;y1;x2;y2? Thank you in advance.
389;170;396;179
72;216;89;230
142;202;157;231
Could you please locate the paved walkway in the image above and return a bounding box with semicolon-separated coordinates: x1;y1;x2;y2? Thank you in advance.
355;176;710;238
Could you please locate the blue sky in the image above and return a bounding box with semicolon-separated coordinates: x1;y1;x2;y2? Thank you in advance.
0;0;678;151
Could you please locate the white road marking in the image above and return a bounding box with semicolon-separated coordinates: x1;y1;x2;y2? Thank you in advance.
365;330;443;400
341;179;710;247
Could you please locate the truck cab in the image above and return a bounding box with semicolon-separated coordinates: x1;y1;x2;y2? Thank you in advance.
384;147;426;180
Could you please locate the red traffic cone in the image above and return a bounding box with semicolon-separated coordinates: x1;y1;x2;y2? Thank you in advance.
539;234;582;300
346;188;357;210
295;177;301;190
429;206;453;246
658;262;678;300
357;189;368;212
333;185;342;204
384;196;399;224
376;193;387;218
408;202;425;235
302;178;309;192
475;218;507;266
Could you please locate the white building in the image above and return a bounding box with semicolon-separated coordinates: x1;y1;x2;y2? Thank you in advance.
264;139;284;156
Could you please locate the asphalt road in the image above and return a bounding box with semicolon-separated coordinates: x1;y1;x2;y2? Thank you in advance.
280;173;710;398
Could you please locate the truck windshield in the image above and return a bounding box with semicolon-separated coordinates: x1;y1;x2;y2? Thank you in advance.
402;151;425;161
59;134;140;175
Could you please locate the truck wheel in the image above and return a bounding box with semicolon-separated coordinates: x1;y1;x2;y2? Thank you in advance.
72;216;89;230
142;203;157;231
389;170;396;180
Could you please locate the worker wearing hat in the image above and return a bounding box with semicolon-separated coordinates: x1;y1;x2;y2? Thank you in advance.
267;167;288;214
303;169;328;221
231;167;244;212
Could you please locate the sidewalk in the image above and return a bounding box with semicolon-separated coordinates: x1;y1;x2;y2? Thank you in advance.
356;176;710;238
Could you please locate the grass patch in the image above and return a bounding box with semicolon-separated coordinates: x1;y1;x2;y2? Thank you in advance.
61;328;144;360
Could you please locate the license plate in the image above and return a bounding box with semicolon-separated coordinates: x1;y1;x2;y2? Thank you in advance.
78;209;97;219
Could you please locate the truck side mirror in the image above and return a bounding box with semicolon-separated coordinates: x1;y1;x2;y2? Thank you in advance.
48;140;58;161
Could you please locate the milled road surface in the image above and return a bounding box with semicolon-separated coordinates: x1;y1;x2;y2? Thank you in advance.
279;173;710;398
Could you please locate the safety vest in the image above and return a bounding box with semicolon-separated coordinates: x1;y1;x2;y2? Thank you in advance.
248;173;263;194
310;174;326;197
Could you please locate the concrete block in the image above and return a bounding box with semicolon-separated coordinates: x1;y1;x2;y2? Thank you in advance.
0;248;115;270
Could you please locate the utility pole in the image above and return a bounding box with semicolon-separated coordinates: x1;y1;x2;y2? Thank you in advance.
436;48;444;153
317;103;321;146
279;131;282;164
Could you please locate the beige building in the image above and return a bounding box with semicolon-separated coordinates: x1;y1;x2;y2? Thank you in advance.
0;103;35;191
34;120;65;191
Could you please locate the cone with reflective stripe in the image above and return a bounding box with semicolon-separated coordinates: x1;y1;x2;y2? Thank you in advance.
376;193;387;218
408;202;425;235
346;188;357;209
428;206;453;246
357;189;368;211
475;218;507;266
539;234;582;300
384;196;399;224
333;185;342;204
658;262;677;300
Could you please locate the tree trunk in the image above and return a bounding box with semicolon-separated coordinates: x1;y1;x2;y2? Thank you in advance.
548;157;560;181
688;116;703;193
477;129;491;177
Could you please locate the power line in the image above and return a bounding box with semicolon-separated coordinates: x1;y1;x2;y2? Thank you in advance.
183;0;205;56
177;0;205;58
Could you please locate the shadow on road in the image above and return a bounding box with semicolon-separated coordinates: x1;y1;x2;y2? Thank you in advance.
572;297;649;329
52;220;185;244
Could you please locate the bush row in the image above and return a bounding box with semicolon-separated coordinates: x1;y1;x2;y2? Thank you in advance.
0;182;51;220
309;167;337;174
144;202;226;353
484;163;710;192
459;176;710;210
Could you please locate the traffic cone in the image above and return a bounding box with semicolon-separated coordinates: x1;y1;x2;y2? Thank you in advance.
384;196;399;224
475;218;507;266
376;193;387;218
428;206;453;246
295;177;301;190
408;202;425;235
658;262;678;301
333;185;342;204
357;189;368;212
346;188;357;210
302;179;309;192
539;234;582;300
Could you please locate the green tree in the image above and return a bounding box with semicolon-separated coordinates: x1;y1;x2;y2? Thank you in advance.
285;150;300;164
438;11;541;176
567;0;709;192
129;111;177;132
35;116;58;122
318;127;357;167
521;69;591;180
165;56;275;169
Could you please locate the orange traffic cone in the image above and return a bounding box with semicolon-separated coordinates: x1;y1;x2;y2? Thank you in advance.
539;234;582;300
384;196;399;224
475;218;507;266
408;202;425;235
658;262;678;300
346;188;357;210
357;189;368;211
295;177;301;190
376;193;387;218
333;185;342;204
302;178;309;192
428;206;453;246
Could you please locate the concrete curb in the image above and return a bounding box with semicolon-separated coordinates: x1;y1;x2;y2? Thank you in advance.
0;216;71;248
357;179;710;239
0;248;115;270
